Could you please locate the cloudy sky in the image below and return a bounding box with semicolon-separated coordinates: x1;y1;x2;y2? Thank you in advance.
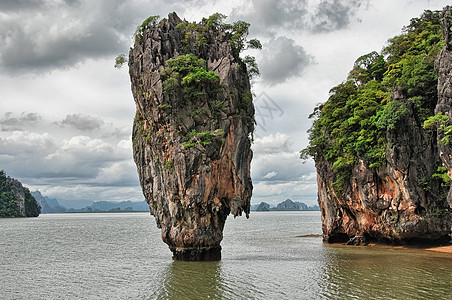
0;0;449;207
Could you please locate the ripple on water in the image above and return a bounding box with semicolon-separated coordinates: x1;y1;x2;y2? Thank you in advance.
1;212;451;300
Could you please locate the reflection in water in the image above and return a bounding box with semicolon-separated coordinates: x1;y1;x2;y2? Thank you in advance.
318;245;452;300
151;261;224;300
4;213;450;299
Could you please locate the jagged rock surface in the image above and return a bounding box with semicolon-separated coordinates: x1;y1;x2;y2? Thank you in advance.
0;171;40;218
435;6;452;207
315;7;452;245
317;88;451;244
129;13;254;260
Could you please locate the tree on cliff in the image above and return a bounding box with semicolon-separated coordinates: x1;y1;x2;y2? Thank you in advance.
301;9;451;245
0;170;41;217
301;9;445;192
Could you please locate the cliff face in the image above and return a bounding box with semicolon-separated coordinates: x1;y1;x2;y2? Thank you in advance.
316;87;451;244
129;13;254;260
309;8;452;245
0;171;40;217
435;6;452;208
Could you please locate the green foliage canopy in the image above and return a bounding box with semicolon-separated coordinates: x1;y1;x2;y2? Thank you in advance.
161;53;221;101
301;10;444;193
0;170;40;217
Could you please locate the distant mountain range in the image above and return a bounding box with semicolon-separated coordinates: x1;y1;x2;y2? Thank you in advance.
31;191;66;213
31;191;315;214
31;191;149;213
252;199;319;212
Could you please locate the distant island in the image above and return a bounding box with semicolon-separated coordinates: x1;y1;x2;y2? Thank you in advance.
252;199;319;212
31;190;149;213
0;170;40;217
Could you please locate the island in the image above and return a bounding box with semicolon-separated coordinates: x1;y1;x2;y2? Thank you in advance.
128;13;257;260
301;7;452;245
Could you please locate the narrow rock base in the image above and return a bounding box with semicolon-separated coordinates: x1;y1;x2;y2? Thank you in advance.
171;246;222;261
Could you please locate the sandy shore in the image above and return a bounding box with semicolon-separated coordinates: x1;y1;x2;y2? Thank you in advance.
423;245;452;254
297;235;452;255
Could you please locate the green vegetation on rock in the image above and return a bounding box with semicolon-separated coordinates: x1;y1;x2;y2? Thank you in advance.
0;170;40;217
134;15;160;40
182;129;225;149
161;53;221;101
114;54;127;69
424;112;452;144
301;10;444;192
174;13;261;76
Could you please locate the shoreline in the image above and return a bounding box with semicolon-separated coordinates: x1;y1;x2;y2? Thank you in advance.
419;245;452;254
346;241;452;255
296;234;452;255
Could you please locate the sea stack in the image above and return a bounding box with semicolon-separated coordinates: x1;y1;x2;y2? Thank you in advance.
129;13;254;260
304;7;452;245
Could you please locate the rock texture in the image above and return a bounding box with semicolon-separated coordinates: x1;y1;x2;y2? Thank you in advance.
435;6;452;208
129;13;254;260
316;88;451;244
315;8;452;245
0;171;40;218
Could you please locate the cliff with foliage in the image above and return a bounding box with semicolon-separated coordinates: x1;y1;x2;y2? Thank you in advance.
129;13;257;260
435;7;452;208
302;8;452;245
0;170;40;217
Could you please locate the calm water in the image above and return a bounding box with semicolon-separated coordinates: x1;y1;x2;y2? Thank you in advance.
1;212;450;299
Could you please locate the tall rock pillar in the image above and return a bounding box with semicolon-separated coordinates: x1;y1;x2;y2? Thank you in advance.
129;13;254;260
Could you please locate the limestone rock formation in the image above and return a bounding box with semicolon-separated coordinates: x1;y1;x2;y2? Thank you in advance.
316;87;451;244
129;13;254;260
435;6;452;207
306;8;452;245
255;202;270;212
0;170;40;217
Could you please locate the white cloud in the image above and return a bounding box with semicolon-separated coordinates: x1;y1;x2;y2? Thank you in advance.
118;139;132;149
252;133;292;154
251;132;317;204
0;131;56;154
263;171;278;179
96;160;139;186
1;0;451;206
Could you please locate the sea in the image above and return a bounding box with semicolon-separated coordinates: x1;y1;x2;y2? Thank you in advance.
1;211;451;300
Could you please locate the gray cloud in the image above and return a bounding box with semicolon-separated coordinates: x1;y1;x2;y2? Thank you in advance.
230;0;308;36
60;114;104;131
0;131;131;184
310;0;366;33
230;0;367;36
259;37;313;86
0;1;126;73
0;0;193;73
0;112;41;131
0;0;45;11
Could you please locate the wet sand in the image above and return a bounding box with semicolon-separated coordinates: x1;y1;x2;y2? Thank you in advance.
423;245;452;254
297;235;452;255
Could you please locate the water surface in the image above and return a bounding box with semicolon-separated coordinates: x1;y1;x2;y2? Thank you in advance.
1;212;450;299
